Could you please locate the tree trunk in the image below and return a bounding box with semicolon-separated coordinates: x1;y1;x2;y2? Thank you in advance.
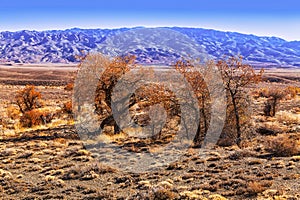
201;97;208;134
193;122;202;147
271;98;277;117
100;115;121;134
231;93;241;146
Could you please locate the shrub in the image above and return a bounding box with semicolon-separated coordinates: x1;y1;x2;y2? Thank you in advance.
64;83;74;91
265;134;299;157
63;101;73;114
20;109;54;128
15;85;42;114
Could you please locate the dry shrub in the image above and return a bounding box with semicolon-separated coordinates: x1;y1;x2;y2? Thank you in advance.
258;88;269;98
20;109;54;127
251;88;264;99
258;85;299;99
260;87;286;117
259;87;285;99
247;180;272;195
64;83;74;91
265;134;299;157
63;101;73;114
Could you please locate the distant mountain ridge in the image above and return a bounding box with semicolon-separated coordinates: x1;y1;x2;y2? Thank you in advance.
1;27;300;67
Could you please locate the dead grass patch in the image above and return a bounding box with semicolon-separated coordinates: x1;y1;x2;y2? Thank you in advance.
265;134;300;157
246;180;272;196
276;111;300;125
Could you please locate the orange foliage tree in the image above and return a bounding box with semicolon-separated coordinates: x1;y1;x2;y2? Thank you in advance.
94;54;137;134
15;85;42;114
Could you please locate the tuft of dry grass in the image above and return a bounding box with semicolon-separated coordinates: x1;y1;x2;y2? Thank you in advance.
246;180;272;196
61;162;116;181
152;188;178;200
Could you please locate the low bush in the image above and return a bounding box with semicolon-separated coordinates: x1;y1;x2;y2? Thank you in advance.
265;134;299;157
62;101;73;114
152;188;178;200
20;109;54;128
64;83;74;91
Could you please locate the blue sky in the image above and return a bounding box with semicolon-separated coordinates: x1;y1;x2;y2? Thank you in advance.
0;0;299;41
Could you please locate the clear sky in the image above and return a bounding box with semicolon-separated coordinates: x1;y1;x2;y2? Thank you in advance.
0;0;299;41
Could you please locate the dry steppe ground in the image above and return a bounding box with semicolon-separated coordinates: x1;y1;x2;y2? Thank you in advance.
0;64;299;200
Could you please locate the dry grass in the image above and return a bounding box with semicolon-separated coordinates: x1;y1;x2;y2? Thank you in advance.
6;105;20;120
246;180;272;195
276;111;300;125
265;134;300;157
1;66;300;199
152;188;178;200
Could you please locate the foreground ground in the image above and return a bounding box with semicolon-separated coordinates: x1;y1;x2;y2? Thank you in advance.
0;64;299;199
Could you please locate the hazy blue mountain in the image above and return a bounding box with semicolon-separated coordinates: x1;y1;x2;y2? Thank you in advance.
0;27;299;67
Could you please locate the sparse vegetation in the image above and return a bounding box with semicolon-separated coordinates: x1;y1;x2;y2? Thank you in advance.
0;54;299;199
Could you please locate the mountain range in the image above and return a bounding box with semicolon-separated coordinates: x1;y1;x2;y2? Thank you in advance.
1;27;300;67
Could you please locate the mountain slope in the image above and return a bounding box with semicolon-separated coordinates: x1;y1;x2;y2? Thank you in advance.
0;27;299;67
